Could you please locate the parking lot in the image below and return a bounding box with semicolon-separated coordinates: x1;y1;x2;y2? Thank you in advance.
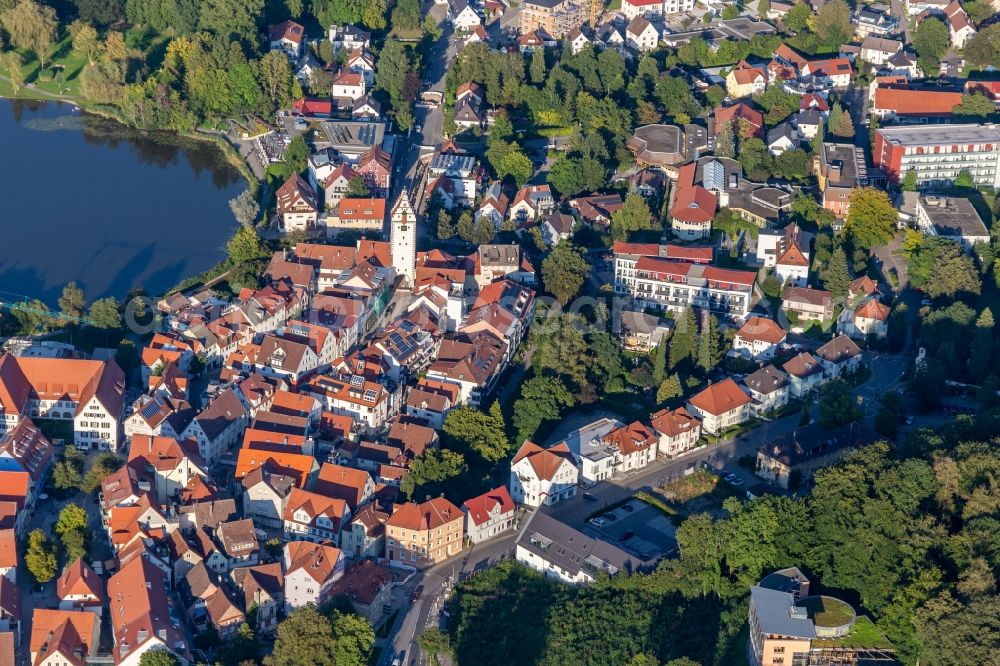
587;500;677;560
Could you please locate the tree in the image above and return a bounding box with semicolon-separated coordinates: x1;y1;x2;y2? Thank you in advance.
70;21;101;65
82;452;122;493
284;135;309;176
401;449;467;499
845;188;896;249
542;242;589;304
657;373;683;403
532;314;590;388
652;341;667;384
697;315;721;374
442;402;510;463
437;209;455;240
784;2;812;31
418;628;452;666
87;297;121;331
56;503;89;536
227;222;265;265
1;52;24;93
102;30;126;61
757;0;771;17
138;650;180;666
715;121;736;158
54;503;90;562
198;0;265;47
260;50;295;109
908;237;982;298
828;102;854;138
24;528;58;583
610;193;655;241
670;307;698;370
902;170;918;192
1;0;58;68
969;308;995;383
331;612;375;665
346;176;370;197
264;606;339;666
497;148;534;188
59;282;85;323
824;247;852;299
52;447;84;491
815;0;852;49
229;189;259;227
513;374;575;442
914;17;950;73
953;93;995;119
818;379;861;428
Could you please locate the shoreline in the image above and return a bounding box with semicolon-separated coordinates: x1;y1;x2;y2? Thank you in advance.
1;90;263;302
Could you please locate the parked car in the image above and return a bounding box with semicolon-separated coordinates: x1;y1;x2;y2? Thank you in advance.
392;650;406;666
730;477;744;487
621;503;634;513
724;473;739;483
603;512;618;521
590;517;606;527
619;529;635;542
409;585;423;602
583;492;598;502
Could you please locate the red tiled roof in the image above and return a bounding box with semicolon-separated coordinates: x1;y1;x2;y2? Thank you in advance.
385;497;462;532
736;316;787;345
872;86;964;117
463;485;515;526
689;378;751;416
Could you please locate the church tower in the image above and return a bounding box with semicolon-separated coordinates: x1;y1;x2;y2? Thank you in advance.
390;189;417;287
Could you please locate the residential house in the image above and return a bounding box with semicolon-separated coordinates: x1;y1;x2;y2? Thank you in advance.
356;146;392;196
241;462;296;530
321;164;359;211
217;519;260;569
328;561;394;624
450;0;482;29
726;60;767;98
860;36;902;66
622;0;665;18
767;122;799;156
283;487;350;545
602;421;659;474
342;503;389;559
182;388;249;466
945;0;976;47
782;286;834;323
715;103;764;139
331;71;366;104
404;380;459;430
107;556;188;666
649;407;703;457
276;174;319;232
687;378;751;435
626;16;660;52
509;440;578;507
425;333;508;408
756;422;879;489
329;24;371;52
670;163;717;240
268;20;305;59
815;334;863;378
28;609;99;666
127;434;207;503
462;485;516;544
347;48;376;86
541;211;575;246
57;558;104;616
352;94;382;119
329;197;387;235
283;541;345;612
744;365;791;416
839;298;889;339
756;223;811;286
385;497;464;567
733;317;787;361
475;181;510;232
230;563;284;636
782;352;825;398
508;184;555;225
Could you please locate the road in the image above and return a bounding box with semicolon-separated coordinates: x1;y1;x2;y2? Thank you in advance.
889;0;911;45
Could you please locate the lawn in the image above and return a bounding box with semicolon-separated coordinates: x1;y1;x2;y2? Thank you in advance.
800;596;854;628
813;615;892;650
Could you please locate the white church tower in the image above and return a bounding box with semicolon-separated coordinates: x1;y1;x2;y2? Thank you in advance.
390;188;417;287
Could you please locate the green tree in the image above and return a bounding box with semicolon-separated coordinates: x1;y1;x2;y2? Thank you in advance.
656;373;683;403
1;52;24;93
138;650;181;666
24;528;58;583
284;135;309;175
52;447;85;491
227;222;265;265
497;148;534;188
610;193;655;241
828;102;854;138
69;21;101;65
914;17;950;73
969;308;996;382
87;297;122;331
331;612;375;665
513;374;575;442
264;606;339;666
532;314;590;388
824;247;852;299
197;0;264;47
229;189;259;227
908;237;982;298
697;315;721;374
390;0;420;31
1;0;58;68
670;307;698;370
418;628;453;666
901;170;918;192
59;282;85;323
757;0;771;17
401;448;467;498
715;121;736;158
954;169;974;189
529;50;546;83
652;341;667;384
845;188;896;249
442;402;510;462
784;3;812;32
259;50;295;109
953;93;995;119
541;242;589;304
346;176;370;197
818;379;861;428
82;452;122;493
56;503;89;536
815;0;852;49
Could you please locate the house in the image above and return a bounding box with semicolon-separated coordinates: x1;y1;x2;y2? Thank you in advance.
475;181;510;231
425;332;508;408
626;16;660;52
649;407;702;457
567;26;591;54
385;497;464;567
541;211;575;246
622;0;665;18
276;174;319;232
757;223;811;285
180;563;245;639
726;60;767;98
515;511;646;585
860;36;902;66
627;124;708;168
0;417;53;495
509;440;578;507
314;462;376;511
670;163;717;240
617;309;672;352
603;421;659;473
356;146;392;196
342;503;389;560
283;487;350;545
347;48;376;86
0;355;126;452
57;558;104;616
462;485;516;544
182;388;249;466
216;519;260;569
241;462;296;530
782;286;834;323
127;434;207;503
268;20;305;59
292;96;333;118
404;380;458;430
29;609;99;666
329;197;387;235
744;365;790;416
915;196;991;250
766;122;799;156
870;85;964;122
450;0;482;30
331;71;366;104
509;184;555;224
945;0;976;47
756;422;879;489
848;275;879;301
453;93;486;129
352;94;382;119
815;334;863;378
794;108;822;140
328;561;394;624
329;24;371;52
687;378;752;435
108;556;188;666
714;103;765;139
839;297;890;340
855;5;899;37
782;352;825;398
283;541;344;612
230;563;284;636
733;317;787;360
465;24;490;45
0;530;14;583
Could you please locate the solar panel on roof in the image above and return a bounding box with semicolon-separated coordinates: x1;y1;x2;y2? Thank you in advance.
139;398;164;420
350;375;365;388
363;389;378;402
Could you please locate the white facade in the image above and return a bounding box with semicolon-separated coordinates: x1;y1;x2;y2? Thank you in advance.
508;445;579;508
391;190;417;287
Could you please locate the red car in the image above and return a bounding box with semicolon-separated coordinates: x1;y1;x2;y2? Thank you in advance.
409;585;424;602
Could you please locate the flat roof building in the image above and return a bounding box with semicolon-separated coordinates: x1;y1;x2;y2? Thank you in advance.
915;195;990;250
874;124;1000;189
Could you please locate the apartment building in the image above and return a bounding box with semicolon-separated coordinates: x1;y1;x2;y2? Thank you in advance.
629;257;756;320
520;0;590;38
385;497;464;567
686;378;751;435
649;407;702;457
874;124;1000;189
509;440;579;507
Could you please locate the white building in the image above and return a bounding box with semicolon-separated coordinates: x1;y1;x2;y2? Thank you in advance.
462;485;516;544
649;407;702;457
686;378;751;435
283;541;345;613
756;224;811;286
732;316;788;361
391;189;417;287
743;365;791;416
509;440;578;507
915;196;991;251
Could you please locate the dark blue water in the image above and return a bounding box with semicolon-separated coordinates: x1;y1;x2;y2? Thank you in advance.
0;100;244;306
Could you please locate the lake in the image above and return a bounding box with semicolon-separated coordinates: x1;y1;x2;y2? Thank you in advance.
0;100;245;307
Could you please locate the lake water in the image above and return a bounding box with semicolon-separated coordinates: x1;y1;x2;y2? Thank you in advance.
0;100;244;307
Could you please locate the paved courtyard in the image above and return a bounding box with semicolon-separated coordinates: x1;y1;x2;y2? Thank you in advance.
587;500;678;560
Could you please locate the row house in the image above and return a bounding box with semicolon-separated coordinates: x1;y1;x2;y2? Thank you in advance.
373;318;439;382
124;394;194;442
108;556;189;666
404;379;459;430
57;558;104;616
342;502;389;559
385;497;464;567
230;563;284;636
602;421;659;474
29;608;100;666
241;462;297;530
462;485;516;544
509;440;578;507
236;446;319;491
314;462;376;511
328;197;387;237
0;418;53;517
127;434;207;504
0;355;126;451
181;388;249;466
328;561;394;625
283;487;350;545
180;562;245;639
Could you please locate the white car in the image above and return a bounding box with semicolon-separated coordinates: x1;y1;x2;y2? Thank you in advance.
589;517;606;527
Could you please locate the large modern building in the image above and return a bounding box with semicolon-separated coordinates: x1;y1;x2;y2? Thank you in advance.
874;124;1000;189
629;258;757;319
914;195;991;250
520;0;592;38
